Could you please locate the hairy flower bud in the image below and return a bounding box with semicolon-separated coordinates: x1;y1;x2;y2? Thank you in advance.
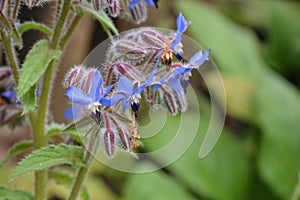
126;0;148;24
107;0;121;17
63;65;86;88
103;128;116;157
93;0;109;11
110;62;144;81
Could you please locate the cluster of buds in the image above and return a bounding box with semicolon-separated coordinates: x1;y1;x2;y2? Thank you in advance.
0;67;23;127
63;13;210;157
92;0;159;24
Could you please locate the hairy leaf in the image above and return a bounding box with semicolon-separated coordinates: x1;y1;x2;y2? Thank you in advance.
73;4;118;35
21;85;36;114
19;21;52;37
0;140;33;168
11;144;85;180
17;40;61;99
0;186;33;200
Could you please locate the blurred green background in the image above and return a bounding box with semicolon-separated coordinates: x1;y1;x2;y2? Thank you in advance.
1;0;300;199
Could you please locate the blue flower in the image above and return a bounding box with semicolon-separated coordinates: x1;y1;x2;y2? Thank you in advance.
129;0;155;9
168;49;210;93
64;71;113;121
1;89;17;103
111;68;156;117
170;12;190;52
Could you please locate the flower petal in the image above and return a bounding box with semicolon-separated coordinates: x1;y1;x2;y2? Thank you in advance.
89;70;102;101
189;49;210;67
129;0;140;9
100;97;113;106
136;68;157;94
117;77;134;95
145;0;155;7
176;12;188;34
104;83;115;96
168;75;182;93
65;87;92;106
63;105;83;120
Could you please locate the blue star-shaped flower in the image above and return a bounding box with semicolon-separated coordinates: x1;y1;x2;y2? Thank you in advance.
168;49;210;93
129;0;155;9
111;68;156;117
64;71;114;122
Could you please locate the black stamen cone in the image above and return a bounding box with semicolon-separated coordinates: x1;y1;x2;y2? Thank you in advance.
131;102;140;118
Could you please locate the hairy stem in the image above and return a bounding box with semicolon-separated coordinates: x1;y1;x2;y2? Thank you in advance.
59;14;82;48
12;0;20;19
34;1;72;199
1;31;19;84
68;126;99;200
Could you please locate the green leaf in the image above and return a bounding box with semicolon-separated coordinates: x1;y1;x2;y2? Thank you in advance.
72;4;118;35
11;144;85;180
21;85;36;114
0;140;33;168
255;73;300;199
123;164;197;200
177;1;300;199
0;186;33;200
49;171;90;200
19;21;52;38
142;95;251;200
17;40;62;99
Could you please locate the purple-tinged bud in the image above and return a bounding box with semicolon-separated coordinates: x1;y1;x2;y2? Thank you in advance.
127;0;148;24
140;28;165;49
63;66;86;88
80;68;98;94
107;0;121;17
0;67;12;84
161;86;178;115
176;93;187;112
111;62;144;81
103;128;116;157
113;40;147;56
93;0;109;11
117;127;131;151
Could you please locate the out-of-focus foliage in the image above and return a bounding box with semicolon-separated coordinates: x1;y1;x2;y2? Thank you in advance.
121;1;300;200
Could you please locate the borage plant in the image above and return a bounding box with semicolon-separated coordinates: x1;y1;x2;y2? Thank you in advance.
0;0;209;199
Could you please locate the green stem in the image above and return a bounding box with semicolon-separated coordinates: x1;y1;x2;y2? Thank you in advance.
33;1;72;199
51;0;71;49
1;31;19;84
59;14;82;48
12;0;20;19
68;126;99;200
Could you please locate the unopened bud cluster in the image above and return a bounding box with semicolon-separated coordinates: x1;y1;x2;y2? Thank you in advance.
63;13;210;157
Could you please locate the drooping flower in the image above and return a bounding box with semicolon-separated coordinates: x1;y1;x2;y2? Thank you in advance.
64;70;114;123
110;68;156;117
168;49;210;93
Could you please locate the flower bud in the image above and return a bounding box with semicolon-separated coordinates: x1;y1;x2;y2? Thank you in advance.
93;0;109;11
126;0;148;24
117;127;130;151
107;0;121;17
63;65;86;88
111;62;144;81
103;128;116;157
0;67;12;85
80;68;98;94
139;28;165;49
